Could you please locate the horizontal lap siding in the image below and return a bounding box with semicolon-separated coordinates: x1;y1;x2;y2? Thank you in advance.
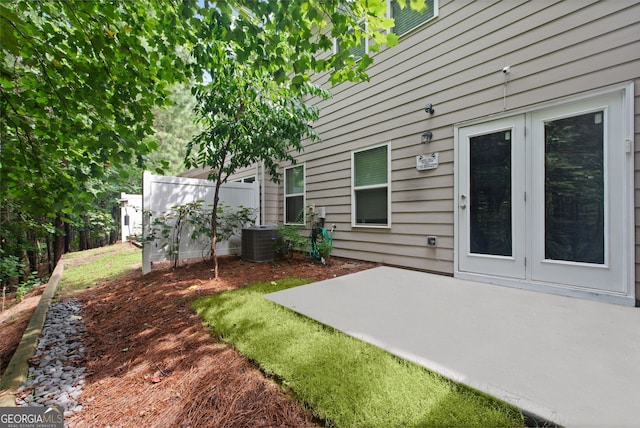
264;180;279;225
291;0;640;285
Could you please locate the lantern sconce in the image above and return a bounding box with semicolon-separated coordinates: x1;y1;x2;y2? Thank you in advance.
421;130;433;144
424;103;435;115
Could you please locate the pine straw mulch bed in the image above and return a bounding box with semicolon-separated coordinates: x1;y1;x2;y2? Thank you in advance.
64;254;377;428
1;284;47;378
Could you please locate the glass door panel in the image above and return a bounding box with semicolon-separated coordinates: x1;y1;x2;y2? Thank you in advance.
544;112;604;264
470;131;513;257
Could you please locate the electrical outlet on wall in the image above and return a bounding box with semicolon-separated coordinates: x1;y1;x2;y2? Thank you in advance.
427;236;437;247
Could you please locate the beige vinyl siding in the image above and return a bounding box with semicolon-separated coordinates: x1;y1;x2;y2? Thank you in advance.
288;0;640;294
314;2;639;139
263;179;279;225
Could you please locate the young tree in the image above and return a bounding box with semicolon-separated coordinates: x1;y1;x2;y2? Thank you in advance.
186;0;426;277
185;43;329;278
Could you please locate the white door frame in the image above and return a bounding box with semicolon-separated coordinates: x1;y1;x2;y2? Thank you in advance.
454;83;635;306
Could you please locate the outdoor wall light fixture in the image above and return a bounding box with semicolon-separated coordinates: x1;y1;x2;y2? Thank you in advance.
421;130;433;144
424;103;435;114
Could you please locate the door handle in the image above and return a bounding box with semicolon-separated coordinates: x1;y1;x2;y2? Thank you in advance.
460;194;467;209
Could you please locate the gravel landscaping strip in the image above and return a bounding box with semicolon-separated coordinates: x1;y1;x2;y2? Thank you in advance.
15;299;86;417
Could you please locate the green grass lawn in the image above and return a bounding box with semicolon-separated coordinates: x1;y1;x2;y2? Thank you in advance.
58;244;141;297
193;278;525;428
62;244;130;261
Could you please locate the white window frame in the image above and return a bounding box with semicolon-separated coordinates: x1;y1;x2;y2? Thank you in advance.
351;143;392;228
387;0;438;38
284;164;306;225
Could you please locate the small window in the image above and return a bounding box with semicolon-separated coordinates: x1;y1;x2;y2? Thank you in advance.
352;144;390;227
284;165;305;224
334;20;368;59
233;175;257;183
390;0;437;37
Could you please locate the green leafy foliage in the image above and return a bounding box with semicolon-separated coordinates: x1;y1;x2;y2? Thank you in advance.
0;0;190;271
0;252;24;287
145;83;203;175
15;272;42;301
1;0;426;279
310;227;334;265
276;207;333;263
275;225;310;258
186;41;330;184
145;201;207;268
215;204;257;243
1;1;189;218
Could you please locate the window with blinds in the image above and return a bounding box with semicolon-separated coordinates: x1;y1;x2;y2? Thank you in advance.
285;165;305;224
352;144;390;226
390;0;437;37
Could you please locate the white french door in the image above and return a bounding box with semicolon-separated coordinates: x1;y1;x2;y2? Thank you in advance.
457;88;633;300
458;116;526;280
529;92;627;292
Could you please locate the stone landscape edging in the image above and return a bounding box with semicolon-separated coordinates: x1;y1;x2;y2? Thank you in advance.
0;261;64;406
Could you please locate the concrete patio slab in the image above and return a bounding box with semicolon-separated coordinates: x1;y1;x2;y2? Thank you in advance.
265;266;640;427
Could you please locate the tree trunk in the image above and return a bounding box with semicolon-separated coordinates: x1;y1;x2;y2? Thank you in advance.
79;215;90;250
46;234;53;273
53;216;65;266
16;231;29;281
111;204;119;244
64;222;72;253
26;231;38;275
211;228;218;278
211;180;223;279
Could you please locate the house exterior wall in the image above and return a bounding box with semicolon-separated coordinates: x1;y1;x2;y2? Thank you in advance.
178;0;639;304
282;0;639;302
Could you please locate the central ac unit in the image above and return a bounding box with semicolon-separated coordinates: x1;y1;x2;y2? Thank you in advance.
241;226;278;262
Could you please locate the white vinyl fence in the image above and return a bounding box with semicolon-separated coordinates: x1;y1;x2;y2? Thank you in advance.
142;171;259;274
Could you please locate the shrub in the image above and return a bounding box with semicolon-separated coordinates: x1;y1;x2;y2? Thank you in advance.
0;252;24;289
